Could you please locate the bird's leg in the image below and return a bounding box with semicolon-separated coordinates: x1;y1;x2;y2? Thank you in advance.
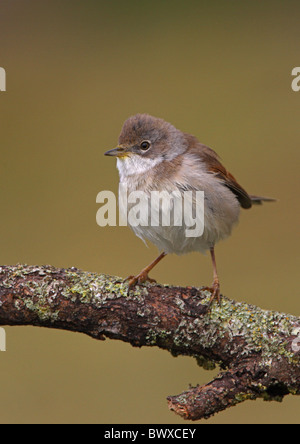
125;252;167;288
203;247;221;305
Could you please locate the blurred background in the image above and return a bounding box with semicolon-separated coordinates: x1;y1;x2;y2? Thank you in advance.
0;0;299;424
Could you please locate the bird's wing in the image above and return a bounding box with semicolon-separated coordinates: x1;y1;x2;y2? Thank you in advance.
185;134;252;209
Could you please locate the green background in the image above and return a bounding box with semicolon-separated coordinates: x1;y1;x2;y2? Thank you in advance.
0;0;299;424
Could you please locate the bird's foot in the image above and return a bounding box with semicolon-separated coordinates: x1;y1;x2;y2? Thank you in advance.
202;279;221;307
124;272;157;290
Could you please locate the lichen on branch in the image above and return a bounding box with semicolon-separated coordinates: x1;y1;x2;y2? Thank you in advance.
0;264;299;420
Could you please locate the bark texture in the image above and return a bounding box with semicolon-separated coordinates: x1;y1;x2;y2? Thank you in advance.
0;264;299;420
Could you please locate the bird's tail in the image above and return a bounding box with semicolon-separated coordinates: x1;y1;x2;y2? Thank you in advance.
249;195;277;205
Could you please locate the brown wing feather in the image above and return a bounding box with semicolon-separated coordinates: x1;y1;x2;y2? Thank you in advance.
185;134;252;209
207;160;252;209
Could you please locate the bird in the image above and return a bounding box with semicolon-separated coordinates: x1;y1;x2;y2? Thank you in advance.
105;114;275;304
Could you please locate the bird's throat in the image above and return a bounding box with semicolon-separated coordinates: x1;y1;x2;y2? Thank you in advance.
116;155;162;180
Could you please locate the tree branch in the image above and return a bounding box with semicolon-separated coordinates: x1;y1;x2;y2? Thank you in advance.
0;264;299;420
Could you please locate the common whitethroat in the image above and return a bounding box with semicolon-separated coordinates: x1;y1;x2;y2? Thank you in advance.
105;114;274;304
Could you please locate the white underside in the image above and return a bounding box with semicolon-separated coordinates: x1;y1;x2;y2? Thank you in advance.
117;155;240;255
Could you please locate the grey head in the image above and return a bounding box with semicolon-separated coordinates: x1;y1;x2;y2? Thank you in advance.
105;114;187;162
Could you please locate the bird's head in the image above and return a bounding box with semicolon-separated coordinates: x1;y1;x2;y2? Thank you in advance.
105;114;187;176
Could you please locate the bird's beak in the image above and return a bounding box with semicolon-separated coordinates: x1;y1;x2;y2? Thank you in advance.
104;146;129;158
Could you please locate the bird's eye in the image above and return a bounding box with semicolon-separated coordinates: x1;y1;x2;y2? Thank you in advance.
140;141;150;151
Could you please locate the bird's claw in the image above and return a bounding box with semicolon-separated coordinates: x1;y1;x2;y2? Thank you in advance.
124;272;157;290
202;280;221;308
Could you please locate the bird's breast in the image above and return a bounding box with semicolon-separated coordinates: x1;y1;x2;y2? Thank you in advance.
117;156;241;254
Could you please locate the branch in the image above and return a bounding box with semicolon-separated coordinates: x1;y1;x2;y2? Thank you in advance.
0;264;299;420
